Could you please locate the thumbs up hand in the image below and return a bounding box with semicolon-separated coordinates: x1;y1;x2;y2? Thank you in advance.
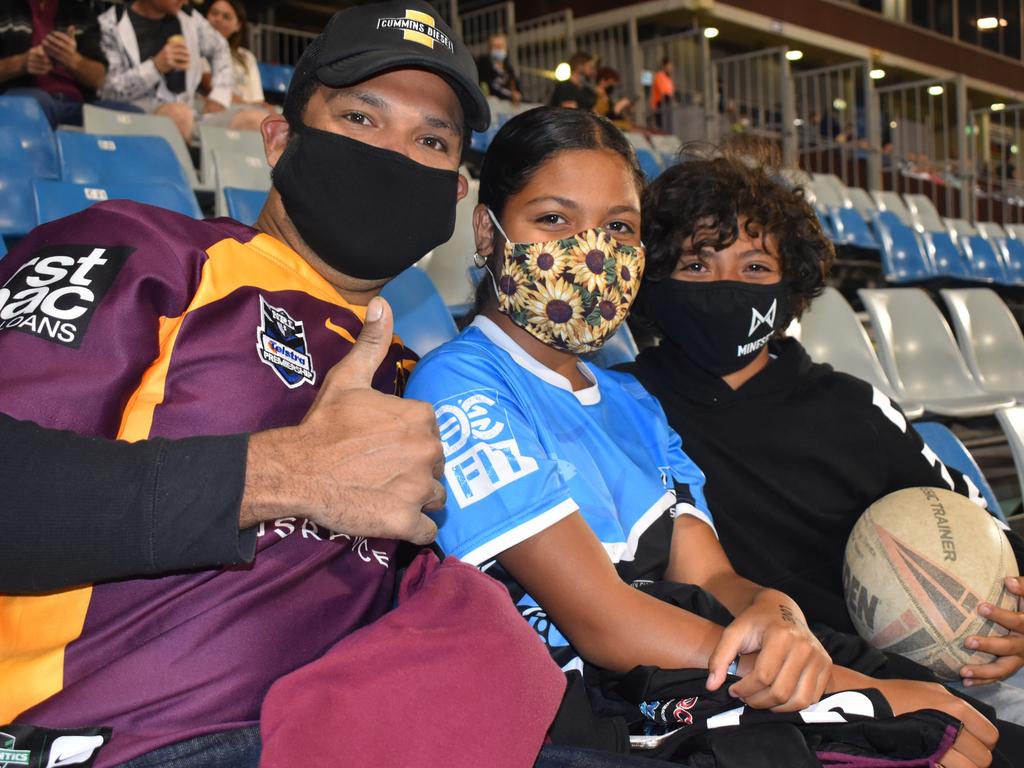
240;296;443;545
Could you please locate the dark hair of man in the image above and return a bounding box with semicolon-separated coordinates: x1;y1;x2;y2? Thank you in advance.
638;145;834;321
472;106;644;315
569;51;594;71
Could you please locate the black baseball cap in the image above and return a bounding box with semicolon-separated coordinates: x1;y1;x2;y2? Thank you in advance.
284;0;490;133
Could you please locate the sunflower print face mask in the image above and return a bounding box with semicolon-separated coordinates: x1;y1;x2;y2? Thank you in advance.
486;209;645;354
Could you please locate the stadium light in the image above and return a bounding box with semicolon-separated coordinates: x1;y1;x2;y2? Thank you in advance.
991;102;1007;111
927;84;944;96
554;62;571;82
889;120;898;129
869;68;886;80
785;49;803;61
833;98;847;111
703;27;720;39
1012;144;1020;155
976;16;1007;29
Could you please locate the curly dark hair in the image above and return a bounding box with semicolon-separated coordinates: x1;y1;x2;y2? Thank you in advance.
638;148;834;321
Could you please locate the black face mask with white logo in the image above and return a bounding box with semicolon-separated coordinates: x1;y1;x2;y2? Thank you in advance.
645;279;791;376
272;126;459;280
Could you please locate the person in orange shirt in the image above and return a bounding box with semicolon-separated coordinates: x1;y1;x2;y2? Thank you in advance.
649;57;674;129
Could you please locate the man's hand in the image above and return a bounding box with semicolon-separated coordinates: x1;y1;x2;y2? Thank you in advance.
706;591;832;712
202;98;227;114
960;576;1024;686
153;39;189;74
25;45;52;76
240;296;443;545
42;27;79;70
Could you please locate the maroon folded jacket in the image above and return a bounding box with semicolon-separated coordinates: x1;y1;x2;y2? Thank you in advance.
260;550;567;767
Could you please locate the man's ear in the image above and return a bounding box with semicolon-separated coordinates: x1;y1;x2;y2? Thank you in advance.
472;203;495;257
262;114;291;168
455;172;469;203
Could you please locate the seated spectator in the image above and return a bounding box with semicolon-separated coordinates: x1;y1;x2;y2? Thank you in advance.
625;152;1024;725
476;32;520;104
592;66;631;125
96;0;255;139
0;0;119;126
202;0;274;126
548;51;595;111
0;2;491;764
404;107;997;768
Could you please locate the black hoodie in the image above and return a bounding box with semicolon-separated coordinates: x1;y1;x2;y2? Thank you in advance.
621;336;1023;635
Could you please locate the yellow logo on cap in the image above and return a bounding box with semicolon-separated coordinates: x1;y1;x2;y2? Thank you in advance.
376;9;454;52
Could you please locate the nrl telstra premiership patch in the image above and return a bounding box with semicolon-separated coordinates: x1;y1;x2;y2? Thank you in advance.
256;295;316;388
0;723;111;768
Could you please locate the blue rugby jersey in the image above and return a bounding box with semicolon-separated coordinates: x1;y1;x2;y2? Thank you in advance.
405;316;713;668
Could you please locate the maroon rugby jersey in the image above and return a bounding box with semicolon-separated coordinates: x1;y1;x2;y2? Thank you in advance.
0;201;416;766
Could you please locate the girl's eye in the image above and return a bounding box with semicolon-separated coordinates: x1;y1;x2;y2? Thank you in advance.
679;261;705;272
536;214;567;226
606;221;635;234
747;263;774;273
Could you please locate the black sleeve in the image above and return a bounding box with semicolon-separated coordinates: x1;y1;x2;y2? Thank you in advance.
0;412;255;594
76;21;107;69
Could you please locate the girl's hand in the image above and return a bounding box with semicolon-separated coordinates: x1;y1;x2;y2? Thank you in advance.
707;591;832;712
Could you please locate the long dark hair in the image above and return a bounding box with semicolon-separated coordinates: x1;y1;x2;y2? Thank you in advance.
473;106;644;314
207;0;249;66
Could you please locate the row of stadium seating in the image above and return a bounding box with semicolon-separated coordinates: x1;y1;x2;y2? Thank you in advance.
807;172;1024;285
0;96;272;237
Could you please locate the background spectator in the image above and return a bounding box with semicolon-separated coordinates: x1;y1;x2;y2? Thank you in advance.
649;56;674;129
548;50;595;111
0;0;114;126
476;32;520;104
592;65;632;125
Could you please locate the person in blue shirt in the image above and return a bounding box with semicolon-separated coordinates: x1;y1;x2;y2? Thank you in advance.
405;107;996;766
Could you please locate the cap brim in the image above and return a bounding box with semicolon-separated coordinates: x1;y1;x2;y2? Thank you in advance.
317;50;490;132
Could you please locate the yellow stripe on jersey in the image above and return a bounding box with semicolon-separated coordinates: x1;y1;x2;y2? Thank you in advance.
117;233;367;443
0;589;92;721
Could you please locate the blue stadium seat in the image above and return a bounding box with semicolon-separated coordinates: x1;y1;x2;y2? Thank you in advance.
815;207;835;239
57;131;196;202
34;179;202;222
0;95;59;179
959;234;1009;284
635;147;663;180
829;206;879;249
923;231;972;279
872;213;933;282
258;63;293;96
912;421;1006;522
0;236;7;261
586;323;640;368
998;237;1024;284
223;187;268;225
380;266;458;358
0;132;40;237
470;127;496;152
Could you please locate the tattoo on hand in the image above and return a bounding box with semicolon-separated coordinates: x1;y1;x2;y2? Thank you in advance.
779;605;798;625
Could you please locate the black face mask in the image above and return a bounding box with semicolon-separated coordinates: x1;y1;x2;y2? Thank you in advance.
272;126;459;280
645;279;791;376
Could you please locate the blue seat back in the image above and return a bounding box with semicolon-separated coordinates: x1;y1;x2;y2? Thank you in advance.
0;132;40;236
912;422;1005;521
258;63;293;95
815;207;835;239
57;131;194;198
635;147;663;180
873;214;932;282
1001;237;1024;284
962;234;1008;283
0;237;6;260
925;231;971;279
0;95;58;179
380;266;458;358
34;179;201;222
223;187;268;225
586;323;640;368
831;207;879;249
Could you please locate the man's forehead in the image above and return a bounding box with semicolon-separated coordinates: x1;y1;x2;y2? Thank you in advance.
318;72;464;130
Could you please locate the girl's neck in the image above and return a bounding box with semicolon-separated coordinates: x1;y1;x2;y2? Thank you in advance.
721;346;772;391
481;305;591;391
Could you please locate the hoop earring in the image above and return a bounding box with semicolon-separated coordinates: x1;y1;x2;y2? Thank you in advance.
472;251;488;269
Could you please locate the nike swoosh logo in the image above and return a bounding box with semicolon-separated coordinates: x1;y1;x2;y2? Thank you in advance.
324;318;357;343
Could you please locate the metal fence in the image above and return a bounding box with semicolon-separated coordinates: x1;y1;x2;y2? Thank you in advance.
876;77;968;218
460;2;516;61
712;47;797;166
793;61;880;190
969;104;1024;224
514;10;574;104
639;29;712;140
248;24;316;66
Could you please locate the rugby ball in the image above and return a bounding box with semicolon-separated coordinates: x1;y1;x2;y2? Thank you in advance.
843;487;1018;680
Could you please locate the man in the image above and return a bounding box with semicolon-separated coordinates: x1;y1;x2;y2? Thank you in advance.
0;0;109;126
549;50;596;111
96;0;255;138
476;32;520;104
0;2;489;765
627;153;1024;724
648;57;674;129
